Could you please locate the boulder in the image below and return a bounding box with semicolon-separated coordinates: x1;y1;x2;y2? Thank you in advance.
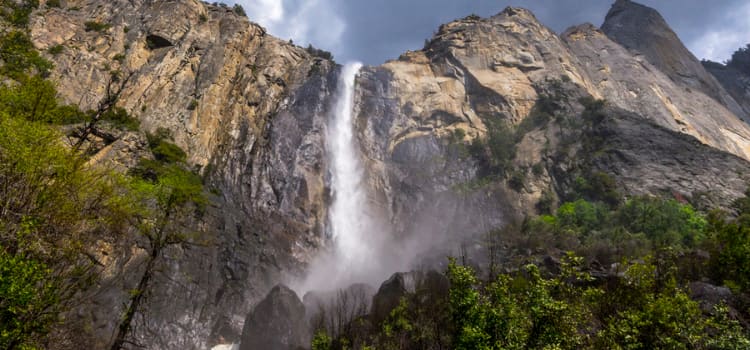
240;285;309;350
370;270;449;325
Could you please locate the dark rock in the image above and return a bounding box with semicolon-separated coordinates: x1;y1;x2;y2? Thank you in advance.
370;271;449;325
240;285;309;350
689;281;733;313
704;60;750;124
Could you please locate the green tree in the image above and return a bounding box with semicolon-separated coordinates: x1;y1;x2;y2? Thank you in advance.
111;137;206;350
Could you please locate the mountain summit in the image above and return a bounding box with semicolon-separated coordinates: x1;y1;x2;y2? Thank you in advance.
601;0;749;122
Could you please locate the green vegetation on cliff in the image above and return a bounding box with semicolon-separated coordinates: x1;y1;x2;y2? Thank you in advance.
0;1;207;348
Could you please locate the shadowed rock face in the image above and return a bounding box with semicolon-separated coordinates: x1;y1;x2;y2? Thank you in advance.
27;0;750;349
240;285;309;350
600;0;749;123
704;60;750;122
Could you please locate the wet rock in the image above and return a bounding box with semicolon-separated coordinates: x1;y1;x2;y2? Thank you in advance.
240;285;309;350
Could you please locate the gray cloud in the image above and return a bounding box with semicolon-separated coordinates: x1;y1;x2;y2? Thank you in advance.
230;0;748;65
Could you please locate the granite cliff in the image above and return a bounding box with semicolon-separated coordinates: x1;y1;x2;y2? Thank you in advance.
24;0;750;348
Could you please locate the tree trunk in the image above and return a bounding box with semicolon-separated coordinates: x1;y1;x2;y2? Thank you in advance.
109;246;159;350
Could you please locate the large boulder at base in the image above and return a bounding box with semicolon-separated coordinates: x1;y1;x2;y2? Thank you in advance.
370;270;449;325
240;285;309;350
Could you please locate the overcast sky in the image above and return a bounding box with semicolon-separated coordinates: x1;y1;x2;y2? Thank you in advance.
227;0;749;65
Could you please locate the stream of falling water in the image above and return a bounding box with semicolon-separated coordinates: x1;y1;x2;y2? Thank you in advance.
328;62;368;265
293;62;381;294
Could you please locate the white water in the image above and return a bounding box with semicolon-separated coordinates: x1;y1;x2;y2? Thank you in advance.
328;62;369;265
293;62;389;294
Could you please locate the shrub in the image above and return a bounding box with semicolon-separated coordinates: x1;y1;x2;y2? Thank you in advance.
233;4;246;17
84;20;111;32
47;44;64;55
187;99;199;110
1;0;39;27
0;30;53;78
101;107;139;131
616;197;706;248
306;44;334;61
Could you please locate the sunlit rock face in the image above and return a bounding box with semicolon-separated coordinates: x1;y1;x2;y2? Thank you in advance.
29;0;750;348
600;0;749;124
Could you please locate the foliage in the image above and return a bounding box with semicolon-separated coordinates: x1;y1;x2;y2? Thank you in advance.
448;255;595;350
232;3;246;17
101;106;139;131
0;0;39;27
596;259;710;349
469;121;516;178
706;207;750;292
311;331;332;350
0;30;52;78
0;75;86;124
616;197;706;248
727;44;750;74
0;113;133;347
306;44;334;61
572;171;622;207
310;189;750;349
47;45;64;55
0;249;58;350
83;20;110;33
579;97;606;126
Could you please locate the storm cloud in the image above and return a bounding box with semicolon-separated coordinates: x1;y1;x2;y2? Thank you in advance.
229;0;748;65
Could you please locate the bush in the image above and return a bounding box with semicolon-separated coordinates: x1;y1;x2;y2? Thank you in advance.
187;99;199;110
84;20;111;32
233;4;246;17
469;122;516;178
616;197;706;248
0;249;60;349
101;107;139;131
728;44;750;74
1;0;39;27
0;74;87;124
0;30;53;78
306;44;334;61
47;44;64;55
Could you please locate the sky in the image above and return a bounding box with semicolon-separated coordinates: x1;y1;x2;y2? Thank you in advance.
226;0;750;65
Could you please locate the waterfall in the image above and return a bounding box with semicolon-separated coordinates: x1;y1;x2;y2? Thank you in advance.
294;62;382;294
328;62;368;265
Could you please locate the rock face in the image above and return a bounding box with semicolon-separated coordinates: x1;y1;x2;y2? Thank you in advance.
704;60;750;122
33;0;337;348
240;285;309;350
600;0;749;123
25;0;750;349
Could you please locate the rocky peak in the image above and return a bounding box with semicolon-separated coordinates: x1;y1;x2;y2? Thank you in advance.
601;0;748;122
